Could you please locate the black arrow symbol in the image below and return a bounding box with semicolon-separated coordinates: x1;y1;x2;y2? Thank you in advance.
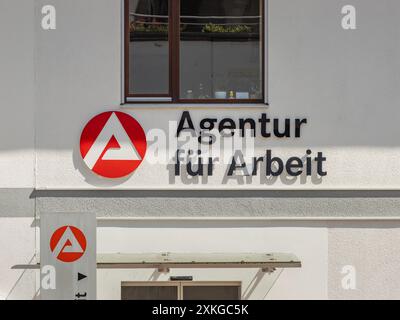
75;292;87;299
78;273;87;281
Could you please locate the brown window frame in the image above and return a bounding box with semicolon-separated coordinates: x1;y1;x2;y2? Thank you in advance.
124;0;265;104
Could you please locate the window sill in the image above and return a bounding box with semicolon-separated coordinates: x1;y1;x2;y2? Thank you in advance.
120;102;269;110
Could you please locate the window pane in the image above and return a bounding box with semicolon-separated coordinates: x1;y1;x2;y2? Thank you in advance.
121;286;178;300
183;286;241;300
128;0;169;94
180;0;262;100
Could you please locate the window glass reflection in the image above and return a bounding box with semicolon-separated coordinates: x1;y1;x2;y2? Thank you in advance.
129;0;169;94
180;0;262;100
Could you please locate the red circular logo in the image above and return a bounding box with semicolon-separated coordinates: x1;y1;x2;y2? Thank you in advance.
50;226;87;263
80;112;147;179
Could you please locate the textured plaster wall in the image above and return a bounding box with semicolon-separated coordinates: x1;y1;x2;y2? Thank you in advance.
35;190;400;218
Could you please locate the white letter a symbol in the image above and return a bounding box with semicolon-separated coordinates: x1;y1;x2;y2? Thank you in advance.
84;113;141;170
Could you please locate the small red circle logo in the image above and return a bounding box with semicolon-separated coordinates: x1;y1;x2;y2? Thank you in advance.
50;226;87;263
80;112;147;179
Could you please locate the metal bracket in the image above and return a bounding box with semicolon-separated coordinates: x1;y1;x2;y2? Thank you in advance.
261;267;276;274
157;267;170;273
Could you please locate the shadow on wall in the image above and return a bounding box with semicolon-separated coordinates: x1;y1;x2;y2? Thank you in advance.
30;189;400;200
4;0;400;155
6;254;37;300
73;133;325;188
167;152;323;187
72;142;134;188
94;219;400;230
242;269;284;300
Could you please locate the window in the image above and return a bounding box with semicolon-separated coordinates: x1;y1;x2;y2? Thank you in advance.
121;282;241;300
125;0;265;103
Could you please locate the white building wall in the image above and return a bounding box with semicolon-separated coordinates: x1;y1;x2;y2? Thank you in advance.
0;0;36;300
328;221;400;300
33;0;400;190
96;220;328;300
0;0;400;300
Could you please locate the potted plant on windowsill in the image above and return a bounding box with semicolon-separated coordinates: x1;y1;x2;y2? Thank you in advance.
202;23;252;34
130;22;168;40
197;23;257;41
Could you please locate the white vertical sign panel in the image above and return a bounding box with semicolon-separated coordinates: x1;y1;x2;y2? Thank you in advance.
40;212;96;300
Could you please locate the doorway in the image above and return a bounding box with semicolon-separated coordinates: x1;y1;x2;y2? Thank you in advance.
121;281;241;300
